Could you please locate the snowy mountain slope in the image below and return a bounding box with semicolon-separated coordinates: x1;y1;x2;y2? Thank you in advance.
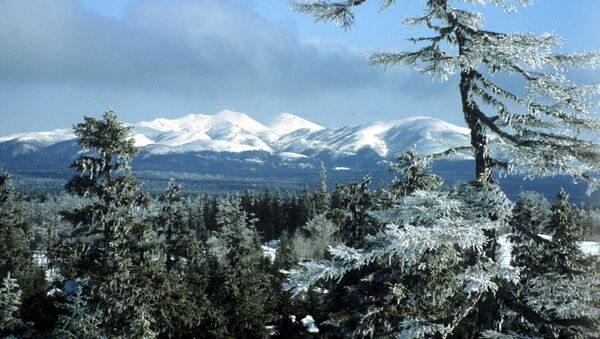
267;113;324;136
0;111;471;159
0;128;74;147
277;116;471;157
134;110;278;153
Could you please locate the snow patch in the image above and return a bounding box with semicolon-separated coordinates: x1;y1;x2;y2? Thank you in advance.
301;315;319;334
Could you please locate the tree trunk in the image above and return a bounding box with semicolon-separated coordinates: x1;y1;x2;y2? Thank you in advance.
460;69;493;184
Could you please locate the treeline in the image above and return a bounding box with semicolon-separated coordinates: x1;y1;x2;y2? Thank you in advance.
1;111;599;338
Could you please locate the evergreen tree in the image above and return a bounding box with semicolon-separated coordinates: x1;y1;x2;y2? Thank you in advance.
338;176;376;245
216;198;274;337
272;230;304;338
293;0;600;189
506;189;600;337
509;191;552;277
154;181;210;337
387;147;443;198
0;171;48;335
298;184;315;227
314;161;330;215
52;283;102;338
159;181;193;272
57;110;165;336
292;1;600;336
286;182;516;337
0;273;23;337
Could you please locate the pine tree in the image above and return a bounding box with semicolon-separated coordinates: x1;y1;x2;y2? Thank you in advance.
314;161;330;215
0;273;23;337
293;0;600;189
291;1;600;336
506;189;600;337
215;198;274;337
58;110;164;336
0;171;47;335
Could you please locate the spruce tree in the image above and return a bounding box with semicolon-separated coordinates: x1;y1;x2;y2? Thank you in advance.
215;198;274;337
58;110;164;336
293;0;600;189
314;161;330;215
0;171;47;335
506;190;600;337
0;273;23;337
291;1;600;336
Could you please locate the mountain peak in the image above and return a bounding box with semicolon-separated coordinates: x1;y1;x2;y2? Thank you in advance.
267;112;324;135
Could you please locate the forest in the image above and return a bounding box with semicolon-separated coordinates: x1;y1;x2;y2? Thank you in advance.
0;110;599;338
2;0;600;338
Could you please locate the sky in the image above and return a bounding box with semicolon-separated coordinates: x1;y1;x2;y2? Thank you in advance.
1;0;599;135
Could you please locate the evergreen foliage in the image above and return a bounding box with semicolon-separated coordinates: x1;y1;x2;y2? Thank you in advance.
214;198;275;337
0;273;24;337
294;0;600;190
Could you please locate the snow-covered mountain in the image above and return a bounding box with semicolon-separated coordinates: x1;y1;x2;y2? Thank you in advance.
267;112;325;135
0;110;471;159
277;116;470;157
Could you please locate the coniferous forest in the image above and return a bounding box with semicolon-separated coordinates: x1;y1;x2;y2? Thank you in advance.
0;110;599;338
2;0;600;338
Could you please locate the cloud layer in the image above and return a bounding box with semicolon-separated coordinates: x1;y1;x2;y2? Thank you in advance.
0;0;463;134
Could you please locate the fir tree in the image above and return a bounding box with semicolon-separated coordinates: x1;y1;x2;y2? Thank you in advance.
293;0;600;189
0;171;47;335
216;198;274;337
58;110;164;336
506;189;600;337
0;273;23;337
314;161;330;215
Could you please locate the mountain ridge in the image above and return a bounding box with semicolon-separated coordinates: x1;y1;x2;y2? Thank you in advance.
0;110;471;159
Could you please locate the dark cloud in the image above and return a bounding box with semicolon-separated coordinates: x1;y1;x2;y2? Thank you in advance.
0;0;459;133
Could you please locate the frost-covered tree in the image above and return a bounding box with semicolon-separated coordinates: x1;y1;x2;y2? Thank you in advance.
0;273;23;336
215;198;274;338
386;147;444;199
52;284;102;338
289;1;600;336
57;110;169;336
158;181;197;272
506;190;600;337
315;161;330;215
286;181;517;337
0;171;48;335
294;0;600;189
293;214;339;261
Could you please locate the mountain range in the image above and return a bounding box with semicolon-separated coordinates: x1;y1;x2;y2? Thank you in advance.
0;109;471;160
3;110;597;203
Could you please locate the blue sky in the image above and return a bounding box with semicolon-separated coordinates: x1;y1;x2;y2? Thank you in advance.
1;0;599;134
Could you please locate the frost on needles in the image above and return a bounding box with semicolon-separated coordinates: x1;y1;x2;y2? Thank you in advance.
286;0;600;337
